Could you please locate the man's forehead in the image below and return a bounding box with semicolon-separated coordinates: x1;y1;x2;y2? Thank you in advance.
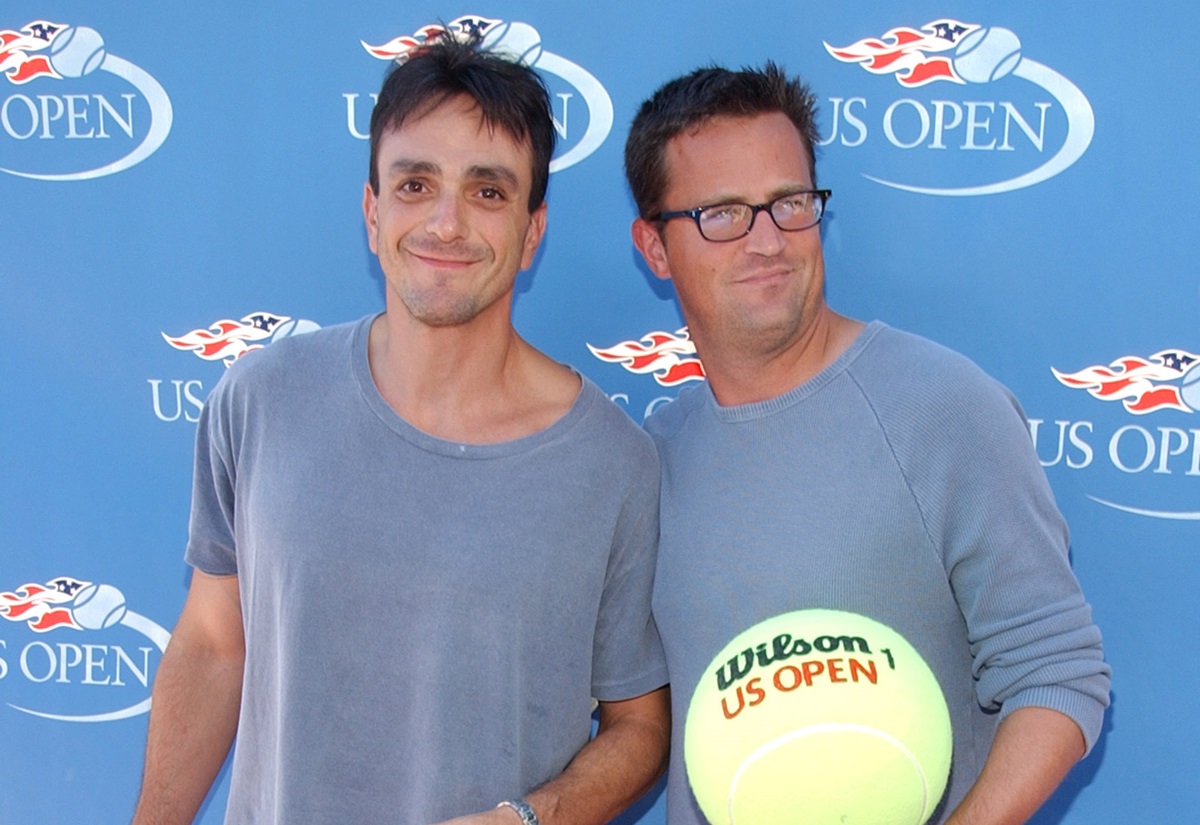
670;112;809;160
384;96;529;151
378;101;532;177
662;112;813;199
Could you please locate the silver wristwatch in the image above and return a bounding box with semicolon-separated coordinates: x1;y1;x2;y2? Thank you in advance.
497;798;539;825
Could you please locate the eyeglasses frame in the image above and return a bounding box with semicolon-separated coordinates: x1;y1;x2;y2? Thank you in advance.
654;189;832;242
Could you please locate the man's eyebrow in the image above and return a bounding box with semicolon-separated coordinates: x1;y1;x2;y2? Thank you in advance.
465;164;520;190
697;183;814;207
383;160;519;190
769;182;816;199
386;159;441;178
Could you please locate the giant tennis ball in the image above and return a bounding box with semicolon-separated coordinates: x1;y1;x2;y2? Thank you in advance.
685;609;952;825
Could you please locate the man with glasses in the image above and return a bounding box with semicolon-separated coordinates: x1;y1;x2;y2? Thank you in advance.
626;63;1110;825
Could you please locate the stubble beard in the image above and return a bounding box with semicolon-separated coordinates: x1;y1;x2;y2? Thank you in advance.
391;237;498;328
724;267;817;360
396;282;487;328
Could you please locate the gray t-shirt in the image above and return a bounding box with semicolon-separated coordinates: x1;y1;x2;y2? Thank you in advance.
647;322;1110;825
186;314;668;823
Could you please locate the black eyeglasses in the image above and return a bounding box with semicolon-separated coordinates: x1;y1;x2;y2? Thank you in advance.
655;189;832;242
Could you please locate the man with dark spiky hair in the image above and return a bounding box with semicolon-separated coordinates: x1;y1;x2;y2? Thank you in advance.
626;63;1109;825
133;34;668;825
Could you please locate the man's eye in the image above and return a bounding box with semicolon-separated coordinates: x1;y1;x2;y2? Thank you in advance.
399;180;428;195
776;194;809;215
702;204;744;226
479;187;505;201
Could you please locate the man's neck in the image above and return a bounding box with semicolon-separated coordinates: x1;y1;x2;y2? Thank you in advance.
367;308;579;443
701;308;865;407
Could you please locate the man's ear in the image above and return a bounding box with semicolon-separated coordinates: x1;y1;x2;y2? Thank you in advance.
632;218;672;281
520;202;548;270
363;183;379;254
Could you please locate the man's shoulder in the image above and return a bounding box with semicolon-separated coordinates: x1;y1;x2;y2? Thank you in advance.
206;316;365;407
509;376;660;499
859;323;984;373
241;316;360;370
854;324;1015;403
642;381;708;443
852;323;1027;438
576;377;660;463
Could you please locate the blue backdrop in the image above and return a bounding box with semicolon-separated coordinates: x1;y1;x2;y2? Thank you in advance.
3;2;1196;822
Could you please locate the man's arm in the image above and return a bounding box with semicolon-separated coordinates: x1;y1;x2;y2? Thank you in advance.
944;706;1085;825
439;686;671;825
131;570;245;825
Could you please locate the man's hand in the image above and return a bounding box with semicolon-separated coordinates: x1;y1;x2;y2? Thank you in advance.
435;686;670;825
435;806;519;825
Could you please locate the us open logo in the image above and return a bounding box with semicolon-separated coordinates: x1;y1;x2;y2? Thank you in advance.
0;20;172;180
0;577;170;722
821;19;1093;196
149;311;321;423
1030;347;1200;521
345;15;614;172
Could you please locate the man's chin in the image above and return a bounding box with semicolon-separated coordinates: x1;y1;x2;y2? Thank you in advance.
399;290;487;327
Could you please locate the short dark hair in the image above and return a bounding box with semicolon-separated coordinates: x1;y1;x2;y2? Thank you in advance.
368;34;555;212
624;62;820;219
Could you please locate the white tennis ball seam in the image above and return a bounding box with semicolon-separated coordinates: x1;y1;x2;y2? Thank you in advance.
725;721;929;825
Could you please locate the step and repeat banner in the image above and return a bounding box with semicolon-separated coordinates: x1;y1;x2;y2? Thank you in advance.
2;2;1195;822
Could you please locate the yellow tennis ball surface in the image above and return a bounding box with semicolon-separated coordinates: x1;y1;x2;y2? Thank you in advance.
685;609;952;825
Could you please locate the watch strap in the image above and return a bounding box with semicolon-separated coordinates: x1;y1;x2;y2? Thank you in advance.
497;798;539;825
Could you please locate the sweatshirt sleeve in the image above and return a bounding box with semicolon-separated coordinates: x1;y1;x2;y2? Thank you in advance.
877;342;1111;753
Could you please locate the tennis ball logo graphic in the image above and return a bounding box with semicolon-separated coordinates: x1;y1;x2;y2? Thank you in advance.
953;27;1022;84
71;583;128;630
49;26;108;78
480;21;543;67
270;318;320;342
1180;363;1200;411
685;610;952;825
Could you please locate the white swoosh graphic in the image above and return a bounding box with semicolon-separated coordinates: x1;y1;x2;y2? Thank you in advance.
1088;496;1200;521
7;610;171;722
0;54;173;181
534;51;613;173
865;58;1094;196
